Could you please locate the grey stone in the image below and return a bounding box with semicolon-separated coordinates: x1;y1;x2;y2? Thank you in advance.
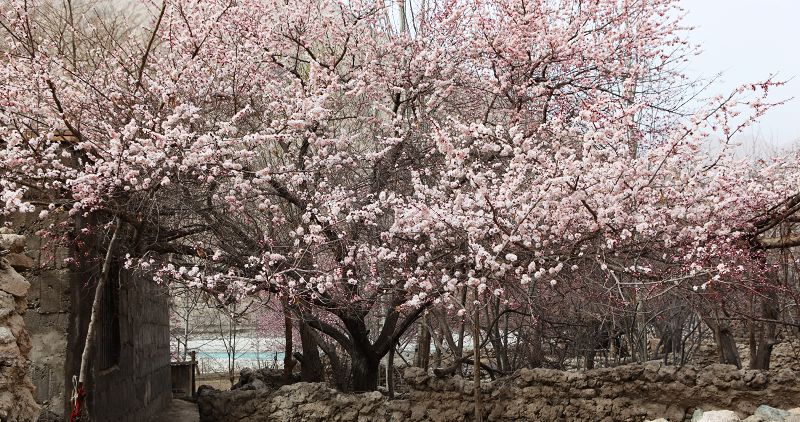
0;291;14;319
699;410;741;422
755;405;791;421
0;326;15;344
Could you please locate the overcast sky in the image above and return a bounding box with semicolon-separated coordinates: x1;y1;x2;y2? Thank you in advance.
682;0;800;150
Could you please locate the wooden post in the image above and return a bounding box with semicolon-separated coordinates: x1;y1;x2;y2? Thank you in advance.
190;351;197;397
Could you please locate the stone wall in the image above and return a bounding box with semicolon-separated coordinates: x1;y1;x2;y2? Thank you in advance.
0;232;41;421
693;340;800;371
198;363;800;422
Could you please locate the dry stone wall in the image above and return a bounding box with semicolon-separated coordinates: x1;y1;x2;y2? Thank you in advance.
0;231;41;422
693;341;800;372
198;362;800;422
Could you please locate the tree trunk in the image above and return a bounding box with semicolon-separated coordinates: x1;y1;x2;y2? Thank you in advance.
433;331;443;368
751;297;778;370
529;317;544;368
283;306;295;382
701;311;741;368
387;345;395;399
473;289;484;422
299;322;324;382
311;329;349;391
585;348;596;370
77;217;123;421
350;349;380;392
414;317;431;370
457;287;467;375
714;323;741;368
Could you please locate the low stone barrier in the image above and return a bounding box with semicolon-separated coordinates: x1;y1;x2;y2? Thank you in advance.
0;232;41;421
197;362;800;421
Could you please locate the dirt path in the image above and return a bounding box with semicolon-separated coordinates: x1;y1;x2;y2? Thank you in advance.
151;399;199;422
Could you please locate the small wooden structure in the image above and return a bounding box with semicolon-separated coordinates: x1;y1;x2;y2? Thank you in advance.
171;351;198;399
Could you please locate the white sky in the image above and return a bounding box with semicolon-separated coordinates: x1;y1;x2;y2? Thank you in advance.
682;0;800;151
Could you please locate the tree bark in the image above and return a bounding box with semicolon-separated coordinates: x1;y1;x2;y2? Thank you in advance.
283;304;295;382
350;349;380;392
473;289;483;422
387;345;395;399
298;321;324;382
713;321;741;368
750;296;779;370
414;316;431;370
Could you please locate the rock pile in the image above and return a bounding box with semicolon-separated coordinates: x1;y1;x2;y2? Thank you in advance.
649;405;800;422
0;232;40;421
232;367;298;391
197;362;800;422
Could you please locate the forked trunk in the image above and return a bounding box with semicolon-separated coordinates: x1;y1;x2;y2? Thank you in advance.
350;350;380;392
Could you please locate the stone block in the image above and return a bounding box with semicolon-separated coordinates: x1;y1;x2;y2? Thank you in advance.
0;263;30;297
0;234;26;253
5;253;34;271
35;270;70;314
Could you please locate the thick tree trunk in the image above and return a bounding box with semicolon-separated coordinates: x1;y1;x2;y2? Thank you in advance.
750;297;778;370
350;350;380;392
585;349;596;370
751;333;775;370
701;311;741;368
714;324;741;368
298;322;324;382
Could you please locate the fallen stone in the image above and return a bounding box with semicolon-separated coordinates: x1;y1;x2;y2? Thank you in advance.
699;410;741;422
240;378;266;390
755;405;791;421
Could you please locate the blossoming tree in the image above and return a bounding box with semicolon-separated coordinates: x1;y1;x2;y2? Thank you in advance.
1;0;798;398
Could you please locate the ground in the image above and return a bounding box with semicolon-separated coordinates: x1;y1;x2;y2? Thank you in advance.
151;399;199;422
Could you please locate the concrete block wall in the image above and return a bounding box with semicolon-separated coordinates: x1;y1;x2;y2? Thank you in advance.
18;232;72;421
90;270;172;422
